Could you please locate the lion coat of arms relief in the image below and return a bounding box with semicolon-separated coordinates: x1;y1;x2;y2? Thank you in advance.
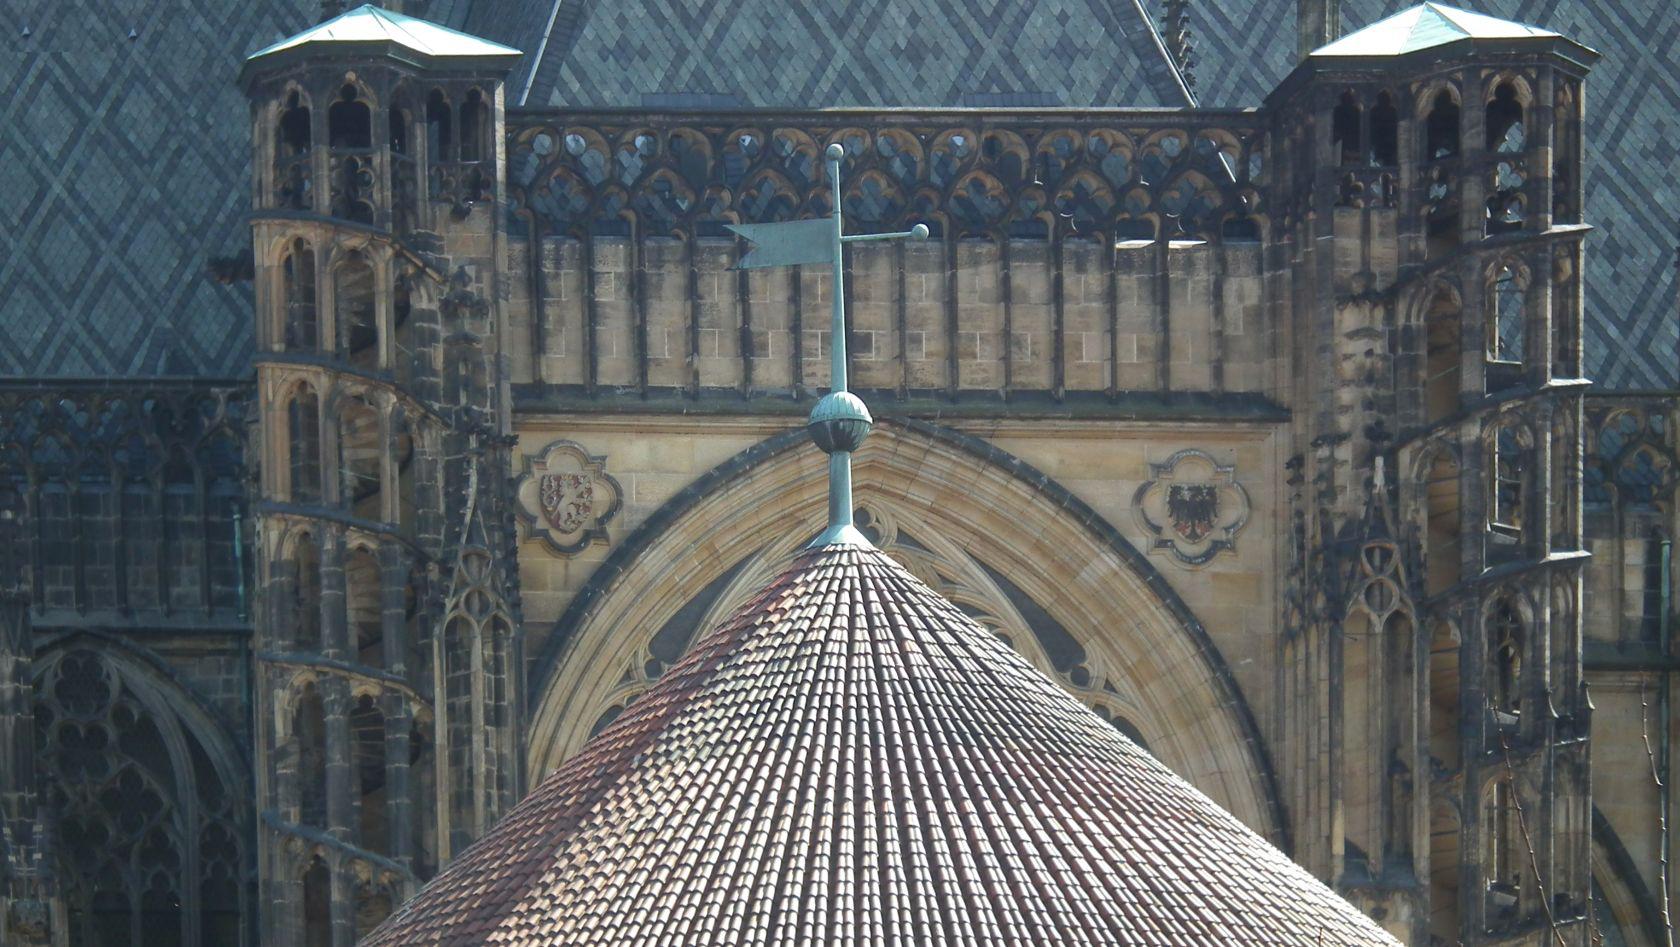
516;440;623;555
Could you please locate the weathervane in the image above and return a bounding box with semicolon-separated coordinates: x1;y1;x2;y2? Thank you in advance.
728;143;928;547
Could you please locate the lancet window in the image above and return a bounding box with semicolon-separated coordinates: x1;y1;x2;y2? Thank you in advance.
33;649;249;946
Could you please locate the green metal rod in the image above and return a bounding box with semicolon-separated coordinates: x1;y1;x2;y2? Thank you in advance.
842;226;929;244
828;146;848;394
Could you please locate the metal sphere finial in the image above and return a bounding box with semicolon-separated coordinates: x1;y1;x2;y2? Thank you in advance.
809;391;873;455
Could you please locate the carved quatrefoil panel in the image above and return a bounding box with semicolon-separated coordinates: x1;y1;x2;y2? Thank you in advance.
1132;448;1250;566
515;440;623;555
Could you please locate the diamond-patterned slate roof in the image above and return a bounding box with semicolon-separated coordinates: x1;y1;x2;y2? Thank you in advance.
363;542;1401;946
1;0;317;379
502;0;1193;109
1311;2;1561;56
5;0;1672;388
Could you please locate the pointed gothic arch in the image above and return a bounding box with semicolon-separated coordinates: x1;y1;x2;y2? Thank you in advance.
31;637;253;946
527;419;1284;839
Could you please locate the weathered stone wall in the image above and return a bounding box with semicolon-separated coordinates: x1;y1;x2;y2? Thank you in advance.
505;231;1271;400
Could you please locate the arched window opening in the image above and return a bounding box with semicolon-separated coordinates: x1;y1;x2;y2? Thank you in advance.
1425;454;1462;596
390;105;417;232
276;91;312;210
283;239;318;352
1427;621;1460;773
1641;529;1670;643
392;276;415;388
459;88;488;163
1369;91;1398;166
1487;598;1524;718
425;90;452;160
328;85;375;223
1423;288;1461;423
351;696;389;855
346;547;383;668
1553;82;1582;223
328;84;372;150
302;855;331;947
1490;265;1524;364
1485;778;1523;922
34;650;250;947
75;456;116;611
1332;90;1362;165
287;388;322;503
279;90;312;154
1382;611;1417;860
295;683;328;826
1424;164;1459;257
1486;82;1525;153
159;448;199;612
338;398;382;521
335;254;379;370
443;615;476;851
291;534;322;651
487;617;515;803
1489;426;1525;544
388;105;408;155
393;415;416;534
1425;91;1460;159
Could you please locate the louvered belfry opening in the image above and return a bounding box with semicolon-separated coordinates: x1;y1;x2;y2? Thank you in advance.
362;540;1402;945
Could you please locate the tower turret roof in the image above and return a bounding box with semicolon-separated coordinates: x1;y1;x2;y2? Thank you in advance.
243;4;520;78
1310;2;1562;57
363;542;1401;946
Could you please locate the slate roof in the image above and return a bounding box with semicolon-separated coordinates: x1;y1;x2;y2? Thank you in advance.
1311;2;1560;56
0;0;318;379
495;0;1194;109
3;0;1674;387
362;542;1401;946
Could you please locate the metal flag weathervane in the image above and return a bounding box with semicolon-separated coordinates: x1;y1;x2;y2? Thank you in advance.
728;143;928;547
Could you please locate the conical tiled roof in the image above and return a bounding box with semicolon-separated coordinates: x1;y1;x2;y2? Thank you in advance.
364;543;1399;946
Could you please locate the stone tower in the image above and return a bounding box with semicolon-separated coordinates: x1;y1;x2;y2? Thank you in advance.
1268;7;1596;943
238;8;524;944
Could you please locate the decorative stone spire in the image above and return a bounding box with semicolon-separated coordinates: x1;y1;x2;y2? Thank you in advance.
1296;0;1340;61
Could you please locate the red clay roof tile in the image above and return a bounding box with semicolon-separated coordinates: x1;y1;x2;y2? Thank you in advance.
362;544;1401;946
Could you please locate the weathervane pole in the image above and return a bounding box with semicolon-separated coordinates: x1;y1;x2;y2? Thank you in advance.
727;143;927;546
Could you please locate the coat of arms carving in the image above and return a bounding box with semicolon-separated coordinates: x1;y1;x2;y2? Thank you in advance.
540;472;594;533
516;440;622;555
1133;449;1250;566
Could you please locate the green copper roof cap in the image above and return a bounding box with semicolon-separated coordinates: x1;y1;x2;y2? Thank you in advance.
243;4;520;81
1310;2;1564;57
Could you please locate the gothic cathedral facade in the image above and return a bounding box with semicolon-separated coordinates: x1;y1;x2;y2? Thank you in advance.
3;2;1677;945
